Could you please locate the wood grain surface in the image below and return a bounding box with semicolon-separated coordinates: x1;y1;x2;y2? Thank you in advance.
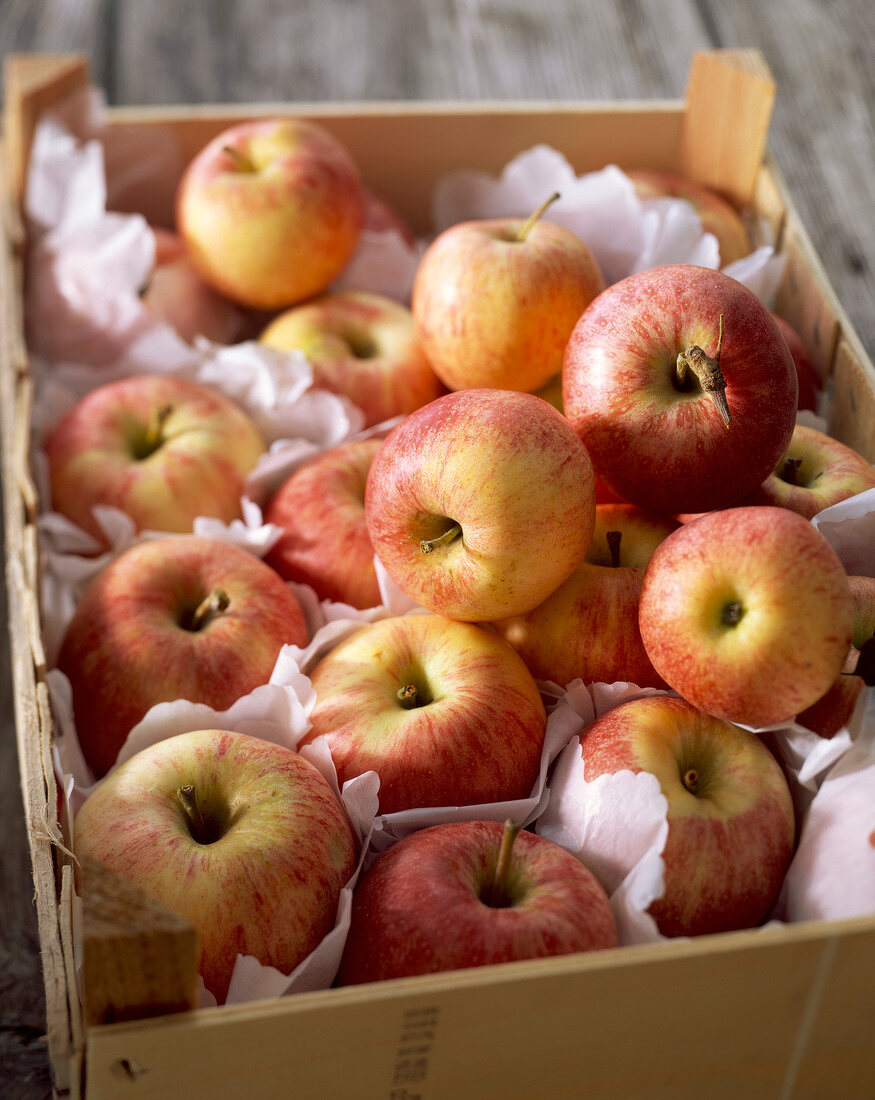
0;2;872;1096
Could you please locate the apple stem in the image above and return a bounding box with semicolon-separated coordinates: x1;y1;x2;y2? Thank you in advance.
606;530;622;568
222;144;257;173
397;683;418;708
676;314;730;428
682;768;700;795
515;192;561;242
190;589;231;631
177;784;210;844
420;523;462;555
781;456;802;485
142;404;173;456
488;819;522;908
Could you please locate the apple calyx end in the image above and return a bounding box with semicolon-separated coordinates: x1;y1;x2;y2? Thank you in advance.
721;600;745;628
676;314;730;427
515;191;561;242
420;523;462;555
222;144;257;173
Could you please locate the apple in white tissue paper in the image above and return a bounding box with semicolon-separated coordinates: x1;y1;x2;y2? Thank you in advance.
73;729;357;1004
539;695;796;939
298;613;547;814
44;374;265;543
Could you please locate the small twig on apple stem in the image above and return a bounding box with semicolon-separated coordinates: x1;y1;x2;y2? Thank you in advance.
420;523;462;555
781;456;803;485
190;589;231;631
676;313;730;428
222;145;257;173
515;192;561;242
397;683;418;707
488;819;522;908
606;530;622;568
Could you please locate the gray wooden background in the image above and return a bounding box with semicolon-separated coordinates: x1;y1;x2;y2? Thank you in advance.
1;1;873;1096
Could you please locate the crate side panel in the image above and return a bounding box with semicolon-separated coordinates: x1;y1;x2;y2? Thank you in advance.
101;104;684;232
82;929;858;1100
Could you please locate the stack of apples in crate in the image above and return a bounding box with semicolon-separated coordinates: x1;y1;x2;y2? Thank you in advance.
32;112;875;1005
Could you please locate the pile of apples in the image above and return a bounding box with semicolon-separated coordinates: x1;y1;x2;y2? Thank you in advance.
42;116;875;1004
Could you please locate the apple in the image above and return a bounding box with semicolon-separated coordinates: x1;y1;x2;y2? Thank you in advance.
797;575;875;737
141;227;250;345
364;388;596;621
626;168;751;266
176;118;365;310
298;614;547;813
74;728;357;1002
361;187;416;246
411;194;604;393
563;264;798;515
493;503;678;689
738;423;875;519
57;535;309;778
44;374;265;543
771;313;821;412
575;695;795;937
335;819;618;985
638;506;855;727
259;290;444;427
264;436;383;609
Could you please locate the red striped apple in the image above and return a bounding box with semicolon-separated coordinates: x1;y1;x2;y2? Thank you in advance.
365;388;596;621
626;168;751;266
563;265;798;515
738;423;875;519
638;506;855;727
335;819;618;985
298;614;547;813
576;695;795;937
493;503;678;689
45;374;265;543
412;195;604;393
771;313;821;412
176;118;364;310
57;535;309;778
264;436;383;609
74;729;356;1002
259;290;443;427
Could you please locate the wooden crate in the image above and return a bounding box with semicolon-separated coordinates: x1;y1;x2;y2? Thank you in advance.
3;50;874;1100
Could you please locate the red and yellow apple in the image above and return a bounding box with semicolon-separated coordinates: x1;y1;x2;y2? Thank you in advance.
771;313;822;412
44;374;265;542
264;436;383;609
176;118;365;310
739;423;875;519
259;290;443;427
336;819;618;985
493;503;678;689
563;265;798;515
626;168;751;266
57;535;309;777
576;695;795;937
638;506;854;727
298;614;547;814
364;388;596;621
412;196;604;393
74;729;356;1002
